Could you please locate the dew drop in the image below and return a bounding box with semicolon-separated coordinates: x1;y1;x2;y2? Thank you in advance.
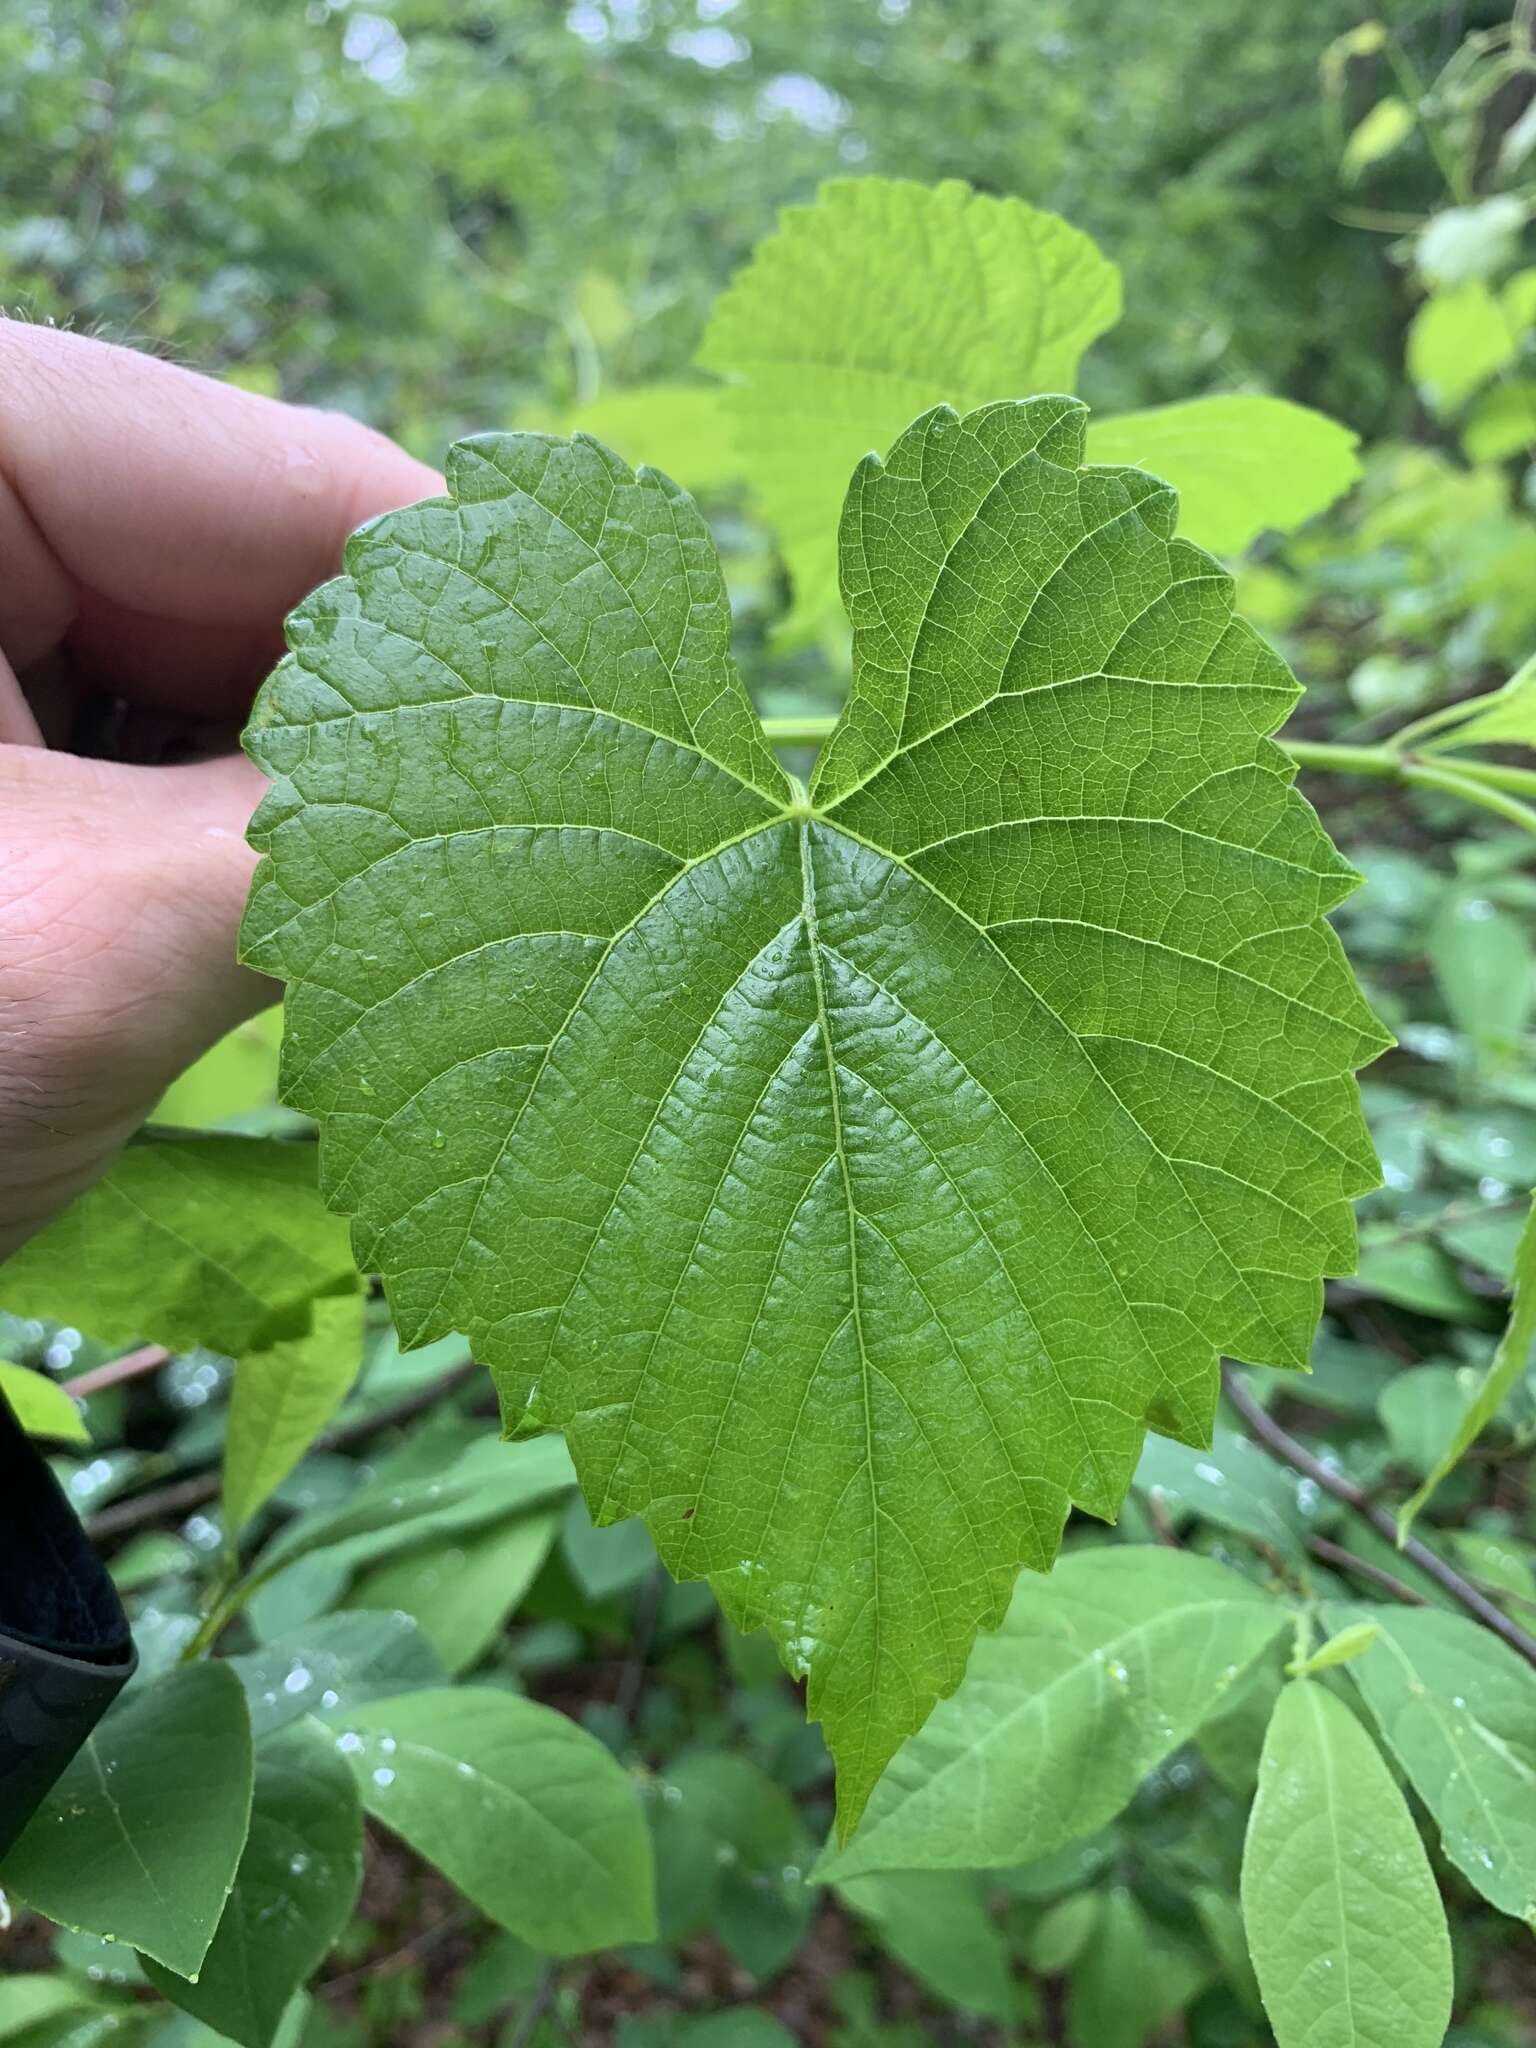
372;1766;396;1789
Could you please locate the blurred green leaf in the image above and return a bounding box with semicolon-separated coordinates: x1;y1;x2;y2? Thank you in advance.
0;1358;88;1444
836;1870;1015;2020
1086;395;1359;554
1403;1196;1536;1531
1417;199;1527;288
1340;96;1414;182
154;1011;284;1132
656;1752;814;1979
1067;1887;1210;2048
224;1293;367;1535
698;176;1121;635
0;1138;357;1358
1407;284;1514;414
348;1507;560;1673
1134;1422;1319;1558
229;1609;448;1743
254;1426;574;1584
1377;1364;1475;1475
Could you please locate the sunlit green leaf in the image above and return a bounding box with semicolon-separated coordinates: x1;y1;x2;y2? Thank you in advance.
1462;382;1536;463
1340;96;1414;182
1289;1618;1379;1676
1406;283;1515;414
0;1357;88;1444
0;1137;357;1357
1086;396;1359;554
532;382;736;500
698;176;1121;636
154;1011;284;1132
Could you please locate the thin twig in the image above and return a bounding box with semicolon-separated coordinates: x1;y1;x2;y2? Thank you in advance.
507;1965;560;2048
320;1903;471;1999
66;1343;170;1399
85;1359;479;1540
1146;1492;1182;1548
1223;1367;1536;1668
1307;1534;1428;1607
613;1564;668;1729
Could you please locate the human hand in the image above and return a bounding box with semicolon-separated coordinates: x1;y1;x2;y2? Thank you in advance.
0;323;440;1258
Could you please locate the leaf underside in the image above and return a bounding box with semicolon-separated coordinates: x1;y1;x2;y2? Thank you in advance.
240;396;1385;1828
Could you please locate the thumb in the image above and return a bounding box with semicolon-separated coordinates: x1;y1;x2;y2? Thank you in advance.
0;745;273;1254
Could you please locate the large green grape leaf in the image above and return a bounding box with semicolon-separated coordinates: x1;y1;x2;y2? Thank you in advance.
240;398;1385;1830
698;177;1121;639
699;177;1357;637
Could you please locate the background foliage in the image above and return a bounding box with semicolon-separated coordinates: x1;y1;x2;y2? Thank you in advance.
5;1;1536;2043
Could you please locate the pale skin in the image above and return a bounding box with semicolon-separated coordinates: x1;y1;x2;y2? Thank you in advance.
0;323;441;1258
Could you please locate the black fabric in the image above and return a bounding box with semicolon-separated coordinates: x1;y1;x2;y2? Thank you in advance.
0;1397;136;1858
